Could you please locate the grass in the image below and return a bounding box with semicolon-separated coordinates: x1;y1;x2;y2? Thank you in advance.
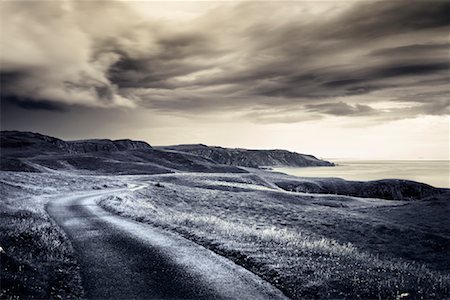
0;207;83;299
100;173;450;299
0;172;124;299
2;170;449;299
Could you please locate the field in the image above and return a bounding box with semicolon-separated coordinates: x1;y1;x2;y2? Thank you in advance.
99;172;450;299
1;170;449;299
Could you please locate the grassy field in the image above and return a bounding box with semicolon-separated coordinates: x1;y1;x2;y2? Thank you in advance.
2;170;449;299
100;172;450;299
0;172;124;299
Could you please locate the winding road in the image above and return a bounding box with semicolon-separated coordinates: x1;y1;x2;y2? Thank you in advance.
46;187;287;299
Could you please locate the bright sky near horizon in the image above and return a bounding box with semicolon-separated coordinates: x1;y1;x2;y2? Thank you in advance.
1;1;449;159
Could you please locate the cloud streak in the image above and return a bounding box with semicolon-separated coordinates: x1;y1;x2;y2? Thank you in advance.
1;0;448;122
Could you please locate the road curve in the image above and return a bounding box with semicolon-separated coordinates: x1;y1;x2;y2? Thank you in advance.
46;188;288;300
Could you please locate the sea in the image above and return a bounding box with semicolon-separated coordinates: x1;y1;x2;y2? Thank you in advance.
273;160;450;188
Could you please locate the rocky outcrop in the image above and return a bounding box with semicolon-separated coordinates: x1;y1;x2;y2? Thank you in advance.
159;144;334;168
67;139;151;153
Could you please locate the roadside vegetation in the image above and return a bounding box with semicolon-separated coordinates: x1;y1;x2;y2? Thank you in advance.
100;173;450;299
0;172;123;299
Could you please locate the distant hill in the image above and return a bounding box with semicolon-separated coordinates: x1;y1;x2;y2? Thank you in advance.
1;131;152;155
1;132;333;174
158;144;334;168
0;131;244;174
2;131;447;201
274;177;446;201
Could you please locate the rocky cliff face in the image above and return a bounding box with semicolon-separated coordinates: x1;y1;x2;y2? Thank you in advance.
67;139;151;153
159;144;334;168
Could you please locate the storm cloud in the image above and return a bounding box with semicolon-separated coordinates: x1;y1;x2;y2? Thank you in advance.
1;0;449;122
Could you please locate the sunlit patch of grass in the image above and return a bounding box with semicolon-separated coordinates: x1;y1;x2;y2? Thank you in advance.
156;212;450;298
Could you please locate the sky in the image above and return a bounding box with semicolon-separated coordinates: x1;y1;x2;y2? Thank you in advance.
1;0;449;159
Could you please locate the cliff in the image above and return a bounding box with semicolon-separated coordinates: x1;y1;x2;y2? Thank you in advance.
158;144;334;168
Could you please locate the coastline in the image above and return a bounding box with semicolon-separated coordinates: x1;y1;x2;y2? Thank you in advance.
273;160;450;189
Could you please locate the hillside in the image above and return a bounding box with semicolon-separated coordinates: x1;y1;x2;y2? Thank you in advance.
0;131;244;174
158;144;334;168
3;131;446;201
261;170;449;201
0;131;333;174
1;131;152;155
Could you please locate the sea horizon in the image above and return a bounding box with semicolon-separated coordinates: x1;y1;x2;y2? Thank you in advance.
324;158;450;162
274;159;450;188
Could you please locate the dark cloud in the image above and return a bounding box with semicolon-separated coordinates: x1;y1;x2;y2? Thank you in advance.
370;43;449;57
318;0;450;40
304;102;376;116
108;55;207;89
372;62;449;79
0;71;25;86
321;79;366;88
3;96;66;112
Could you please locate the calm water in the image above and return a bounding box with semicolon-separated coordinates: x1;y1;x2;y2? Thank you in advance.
274;160;450;188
